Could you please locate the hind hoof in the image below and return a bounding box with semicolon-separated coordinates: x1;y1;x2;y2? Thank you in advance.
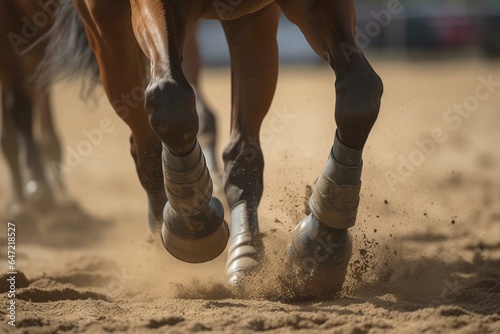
286;214;352;298
226;232;263;285
161;197;229;263
225;201;263;286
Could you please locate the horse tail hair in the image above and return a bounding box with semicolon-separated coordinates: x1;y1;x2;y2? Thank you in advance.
36;0;99;98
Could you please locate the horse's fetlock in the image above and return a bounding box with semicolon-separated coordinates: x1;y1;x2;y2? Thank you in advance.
145;82;198;155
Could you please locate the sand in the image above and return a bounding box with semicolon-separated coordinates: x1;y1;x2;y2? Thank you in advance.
0;59;499;333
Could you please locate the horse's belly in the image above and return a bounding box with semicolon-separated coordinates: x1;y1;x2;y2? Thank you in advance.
201;0;275;20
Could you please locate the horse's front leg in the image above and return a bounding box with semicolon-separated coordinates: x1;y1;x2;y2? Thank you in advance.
131;0;228;262
277;0;383;297
220;4;280;284
74;0;167;233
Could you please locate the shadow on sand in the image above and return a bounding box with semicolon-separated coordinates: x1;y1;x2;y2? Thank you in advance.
1;198;112;248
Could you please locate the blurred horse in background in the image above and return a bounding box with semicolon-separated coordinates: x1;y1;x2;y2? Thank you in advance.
0;0;64;216
39;0;383;298
0;0;219;220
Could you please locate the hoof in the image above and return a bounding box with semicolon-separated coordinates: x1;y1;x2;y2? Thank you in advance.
225;201;263;286
161;197;229;263
286;214;352;299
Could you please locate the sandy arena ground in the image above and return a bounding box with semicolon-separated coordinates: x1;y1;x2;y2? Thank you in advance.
1;59;499;333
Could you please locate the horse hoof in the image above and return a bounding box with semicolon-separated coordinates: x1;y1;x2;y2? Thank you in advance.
225;201;263;286
161;197;229;263
226;232;263;285
286;214;352;299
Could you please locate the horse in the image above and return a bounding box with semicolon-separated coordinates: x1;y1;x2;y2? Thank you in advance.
0;0;219;219
0;0;64;216
41;0;383;298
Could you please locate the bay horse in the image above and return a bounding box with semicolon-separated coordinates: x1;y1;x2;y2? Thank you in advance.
0;0;218;219
43;0;383;298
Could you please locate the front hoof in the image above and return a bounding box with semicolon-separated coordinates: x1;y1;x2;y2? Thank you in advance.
161;197;229;263
286;214;352;299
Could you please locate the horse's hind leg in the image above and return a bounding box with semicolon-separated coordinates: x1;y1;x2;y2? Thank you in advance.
221;4;280;284
182;26;220;182
73;0;167;233
278;0;383;297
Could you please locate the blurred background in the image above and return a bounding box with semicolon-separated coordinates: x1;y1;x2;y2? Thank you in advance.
197;0;500;64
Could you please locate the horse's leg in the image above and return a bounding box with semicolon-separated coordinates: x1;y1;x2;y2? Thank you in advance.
0;84;24;215
74;0;166;232
0;3;54;211
277;0;383;296
220;4;280;284
128;0;228;262
182;25;220;190
0;81;54;211
35;89;65;192
0;3;27;214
